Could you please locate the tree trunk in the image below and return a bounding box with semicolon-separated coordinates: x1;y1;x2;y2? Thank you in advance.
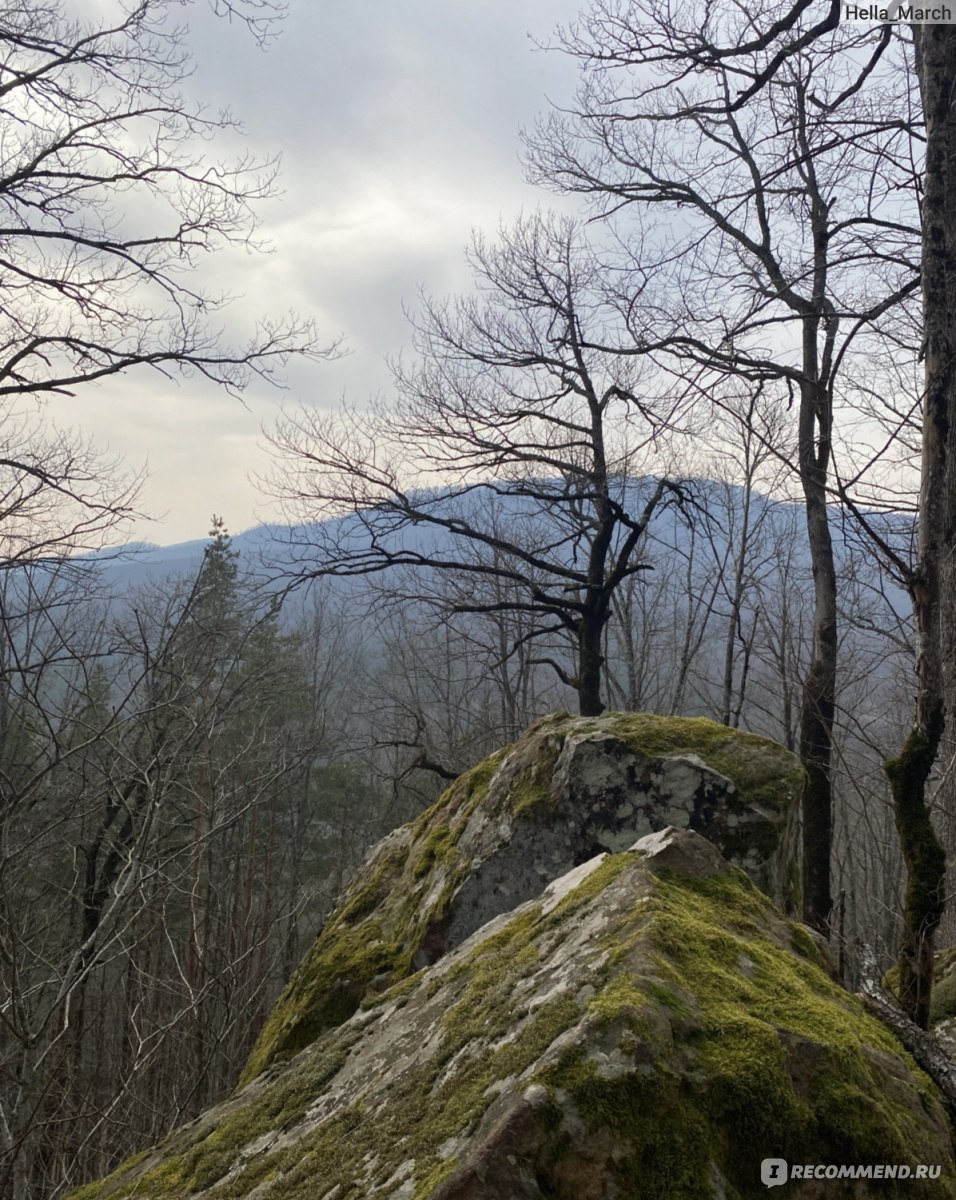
883;24;956;1028
885;714;945;1028
578;610;607;717
721;481;754;728
798;378;838;936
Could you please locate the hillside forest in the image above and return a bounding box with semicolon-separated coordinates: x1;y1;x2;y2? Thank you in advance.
2;3;956;1198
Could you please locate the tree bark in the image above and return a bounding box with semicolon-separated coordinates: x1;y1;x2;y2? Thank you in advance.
878;23;954;1027
578;608;607;717
884;24;956;1028
885;715;945;1028
859;945;956;1125
797;368;838;936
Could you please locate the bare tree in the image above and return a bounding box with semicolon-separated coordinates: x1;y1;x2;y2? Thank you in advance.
0;529;344;1199
544;0;956;1029
0;0;331;424
880;23;955;1028
0;402;141;562
268;213;682;717
525;3;920;934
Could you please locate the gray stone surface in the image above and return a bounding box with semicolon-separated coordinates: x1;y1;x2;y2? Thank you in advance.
74;829;956;1200
240;713;802;1082
439;721;793;956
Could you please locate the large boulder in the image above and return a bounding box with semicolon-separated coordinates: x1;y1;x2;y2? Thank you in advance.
70;828;954;1199
243;712;800;1080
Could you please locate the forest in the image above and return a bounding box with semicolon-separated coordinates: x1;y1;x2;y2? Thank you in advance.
2;1;956;1198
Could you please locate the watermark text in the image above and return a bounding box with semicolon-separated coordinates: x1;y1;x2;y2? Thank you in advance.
843;2;956;22
761;1159;943;1188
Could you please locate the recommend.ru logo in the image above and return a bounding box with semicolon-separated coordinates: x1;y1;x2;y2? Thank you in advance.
761;1158;943;1186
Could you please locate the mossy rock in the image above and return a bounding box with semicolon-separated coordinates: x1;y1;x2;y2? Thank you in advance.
242;713;801;1082
68;830;954;1199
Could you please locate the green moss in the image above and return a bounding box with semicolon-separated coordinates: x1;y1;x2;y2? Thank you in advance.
68;1153;150;1200
69;843;622;1200
885;713;947;1026
638;978;692;1017
930;947;956;1022
598;712;803;814
466;710;799;825
360;969;422;1010
210;711;923;1197
138;918;577;1198
546;853;633;921
241;920;410;1081
509;736;563;817
649;869;902;1055
540;1048;712;1198
537;861;951;1199
242;714;800;1083
241;748;513;1084
412;1157;458;1197
632;870;945;1194
789;923;823;965
69;841;954;1200
413;822;456;879
332;840;410;925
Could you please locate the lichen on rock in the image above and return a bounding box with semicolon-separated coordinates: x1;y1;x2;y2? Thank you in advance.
69;828;955;1200
242;713;801;1081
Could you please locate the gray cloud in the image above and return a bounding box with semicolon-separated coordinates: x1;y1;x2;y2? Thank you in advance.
59;1;583;545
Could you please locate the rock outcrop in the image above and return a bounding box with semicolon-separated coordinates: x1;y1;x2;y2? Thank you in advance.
244;712;801;1080
68;715;956;1199
71;826;955;1199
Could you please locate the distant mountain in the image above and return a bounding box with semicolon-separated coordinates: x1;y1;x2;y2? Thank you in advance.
93;524;291;594
90;478;913;623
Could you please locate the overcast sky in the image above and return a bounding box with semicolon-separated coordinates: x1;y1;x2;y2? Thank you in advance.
48;1;583;547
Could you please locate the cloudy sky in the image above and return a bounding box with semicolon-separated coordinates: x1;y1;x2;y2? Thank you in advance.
48;1;583;546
